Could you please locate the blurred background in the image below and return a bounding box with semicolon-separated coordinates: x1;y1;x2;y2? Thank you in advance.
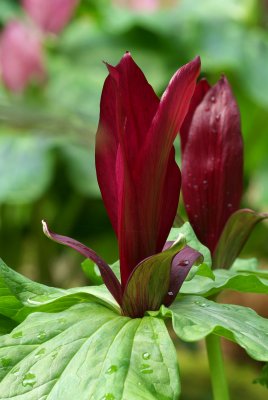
0;0;268;398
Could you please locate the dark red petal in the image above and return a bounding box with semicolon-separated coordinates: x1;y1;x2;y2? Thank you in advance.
42;221;122;305
95;52;159;234
180;78;210;152
212;209;268;269
182;76;243;253
121;238;185;318
163;245;203;307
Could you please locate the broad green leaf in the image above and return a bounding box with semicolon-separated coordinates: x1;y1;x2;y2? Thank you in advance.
168;222;211;266
0;259;119;322
213;209;268;269
0;303;180;400
151;295;268;361
180;266;268;296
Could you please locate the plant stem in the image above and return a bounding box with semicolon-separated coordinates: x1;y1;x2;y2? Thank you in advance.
205;334;230;400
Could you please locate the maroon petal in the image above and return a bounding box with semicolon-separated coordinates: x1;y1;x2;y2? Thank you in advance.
121;238;186;318
212;209;268;269
42;221;122;305
182;76;243;253
180;78;210;152
163;246;203;307
95;52;159;235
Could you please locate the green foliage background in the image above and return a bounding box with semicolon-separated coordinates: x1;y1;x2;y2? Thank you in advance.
0;1;268;398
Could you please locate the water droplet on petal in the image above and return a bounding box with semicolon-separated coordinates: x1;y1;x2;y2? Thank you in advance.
12;331;23;339
180;260;189;267
227;203;233;208
185;204;190;209
105;365;118;375
142;352;151;360
22;372;36;388
203;180;208;184
210;96;216;103
167;291;173;296
215;114;220;121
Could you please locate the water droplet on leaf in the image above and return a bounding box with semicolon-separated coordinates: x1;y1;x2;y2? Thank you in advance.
140;363;153;374
22;372;36;388
102;394;115;400
37;331;46;341
35;348;46;358
106;365;118;375
142;352;151;360
180;260;189;267
12;331;23;339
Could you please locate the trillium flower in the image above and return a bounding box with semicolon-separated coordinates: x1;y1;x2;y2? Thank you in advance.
180;77;268;268
23;0;78;35
43;53;202;317
0;20;45;93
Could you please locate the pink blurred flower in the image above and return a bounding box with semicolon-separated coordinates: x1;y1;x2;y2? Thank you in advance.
114;0;159;12
23;0;78;34
0;20;45;93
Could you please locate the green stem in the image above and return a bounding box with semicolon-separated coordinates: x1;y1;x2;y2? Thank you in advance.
205;334;230;400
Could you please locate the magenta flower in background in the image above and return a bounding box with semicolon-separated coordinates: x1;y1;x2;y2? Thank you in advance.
0;20;45;92
23;0;78;34
113;0;159;12
43;53;202;317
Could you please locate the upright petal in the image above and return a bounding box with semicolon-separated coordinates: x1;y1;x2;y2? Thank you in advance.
0;21;45;93
181;76;243;253
180;78;210;152
23;0;78;34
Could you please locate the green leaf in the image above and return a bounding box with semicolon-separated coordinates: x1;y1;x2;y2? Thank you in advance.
0;259;119;322
213;209;268;269
180;263;268;297
0;315;16;335
168;222;211;267
81;258;103;285
121;235;186;317
151;295;268;361
254;363;268;389
0;304;180;400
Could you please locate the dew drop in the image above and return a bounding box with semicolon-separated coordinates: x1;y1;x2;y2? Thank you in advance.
215;114;220;121
12;331;23;339
194;214;198;219
142;352;151;360
151;333;158;340
203;179;208;184
22;372;36;388
180;260;189;267
195;300;208;308
185;204;190;209
34;348;46;358
11;366;20;376
140;363;153;374
167;291;173;296
227;203;233;208
37;331;46;341
101;394;115;400
51;351;58;360
210;96;216;103
0;357;11;368
105;365;118;375
58;318;66;324
205;107;210;112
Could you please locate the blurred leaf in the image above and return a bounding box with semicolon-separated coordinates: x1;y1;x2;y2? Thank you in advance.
254;363;268;389
59;143;100;196
0;135;54;204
